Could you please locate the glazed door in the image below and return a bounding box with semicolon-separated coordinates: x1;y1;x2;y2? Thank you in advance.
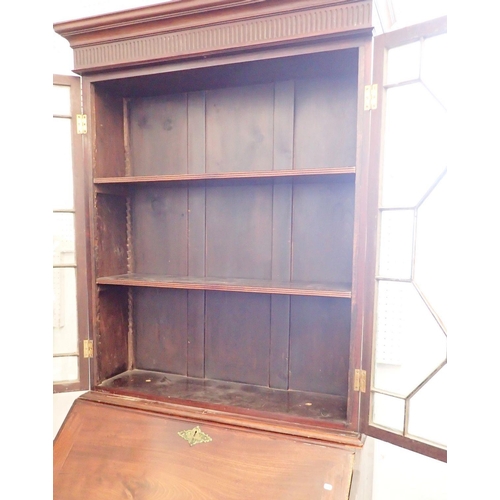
362;16;447;461
53;75;91;393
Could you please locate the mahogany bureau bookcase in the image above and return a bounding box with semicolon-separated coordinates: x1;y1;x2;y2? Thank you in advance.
53;1;447;498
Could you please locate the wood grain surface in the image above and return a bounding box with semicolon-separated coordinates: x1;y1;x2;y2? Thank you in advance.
54;397;356;500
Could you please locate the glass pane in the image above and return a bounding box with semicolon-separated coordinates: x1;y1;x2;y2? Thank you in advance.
53;84;71;116
53;213;76;266
52;117;74;210
389;0;447;31
381;83;447;208
53;356;79;383
378;210;414;280
53;268;78;355
408;365;447;447
372;392;405;433
386;41;421;85
374;281;446;397
414;174;448;329
421;34;447;109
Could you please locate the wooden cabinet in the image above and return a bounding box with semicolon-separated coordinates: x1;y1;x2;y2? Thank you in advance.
53;1;446;497
90;47;364;439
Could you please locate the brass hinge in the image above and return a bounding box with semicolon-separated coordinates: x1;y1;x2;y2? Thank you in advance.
354;369;366;393
364;84;378;111
76;114;87;134
83;339;94;358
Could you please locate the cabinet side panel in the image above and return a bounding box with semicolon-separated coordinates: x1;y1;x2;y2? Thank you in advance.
96;287;129;382
134;288;188;375
94;89;125;177
95;194;128;278
206;184;273;279
133;186;188;275
289;296;351;396
292;179;355;285
205;291;270;386
294;75;358;169
205;83;274;173
128;94;188;176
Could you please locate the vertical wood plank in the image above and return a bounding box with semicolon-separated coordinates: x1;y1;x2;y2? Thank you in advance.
271;182;292;282
205;83;274;173
206;183;273;280
273;80;295;171
128;94;188;176
134;288;188;375
294;76;358;169
205;291;270;386
187;290;205;378
187;91;206;175
292;179;355;285
188;185;206;277
269;294;290;390
133;186;188;275
289;296;351;396
269;181;292;390
94;89;125;177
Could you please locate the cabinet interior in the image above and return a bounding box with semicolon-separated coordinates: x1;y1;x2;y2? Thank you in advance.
92;47;360;429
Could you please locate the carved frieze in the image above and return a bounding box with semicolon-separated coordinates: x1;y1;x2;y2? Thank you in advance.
56;0;372;73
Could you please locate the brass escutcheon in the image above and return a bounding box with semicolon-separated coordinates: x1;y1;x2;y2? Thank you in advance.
178;426;212;446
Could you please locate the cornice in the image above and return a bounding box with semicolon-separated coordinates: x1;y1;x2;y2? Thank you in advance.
54;0;372;74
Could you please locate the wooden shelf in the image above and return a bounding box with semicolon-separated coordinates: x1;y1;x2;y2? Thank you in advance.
94;167;356;185
98;369;348;426
96;273;352;298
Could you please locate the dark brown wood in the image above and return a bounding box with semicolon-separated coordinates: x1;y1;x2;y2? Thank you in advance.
269;295;291;390
289;297;351;396
134;288;188;375
87;42;363;437
292;179;355;285
95;194;128;278
271;183;293;282
98;371;348;426
132;186;188;275
294;75;358;169
84;391;362;444
205;291;271;386
187;185;206;276
53;0;372;74
273;80;295;171
187;290;205;378
345;37;373;439
95;286;129;382
187;91;206;174
206;183;273;279
96;274;352;298
54;396;357;500
94;168;356;183
94;88;126;178
128;94;188;176
206;84;274;173
52;1;394;488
